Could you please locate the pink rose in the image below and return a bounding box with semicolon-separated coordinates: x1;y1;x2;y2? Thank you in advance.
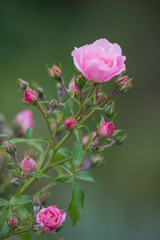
15;109;34;134
69;76;80;94
64;117;76;131
82;131;99;144
36;205;66;232
24;89;38;104
21;157;36;173
99;122;115;137
71;38;126;83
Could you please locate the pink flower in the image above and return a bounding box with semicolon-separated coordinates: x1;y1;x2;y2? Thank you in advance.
82;131;98;144
99;122;115;137
24;89;38;104
8;217;18;228
69;76;80;94
15;109;34;134
50;64;61;79
71;38;126;83
21;157;36;173
36;205;66;232
64;117;76;130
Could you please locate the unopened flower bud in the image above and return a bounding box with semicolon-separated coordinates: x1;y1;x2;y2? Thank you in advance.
11;177;22;187
37;86;46;100
21;157;36;173
114;75;132;94
99;122;115;138
64;117;76;131
103;101;115;118
82;131;99;145
75;75;86;90
89;142;99;151
17;78;29;90
49;99;58;111
49;64;62;80
33;198;41;217
24;89;38;104
69;76;80;94
6;143;16;157
8;216;18;228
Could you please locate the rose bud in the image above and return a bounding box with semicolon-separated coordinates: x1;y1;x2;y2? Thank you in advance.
64;117;76;131
36;205;66;232
24;89;38;104
99;122;115;138
17;78;29;90
8;216;18;228
11;177;22;187
115;75;132;94
49;64;62;80
89;142;99;151
103;101;115;118
15;109;34;135
69;76;80;94
37;86;46;100
75;75;86;90
21;156;36;173
82;131;99;145
6;142;16;157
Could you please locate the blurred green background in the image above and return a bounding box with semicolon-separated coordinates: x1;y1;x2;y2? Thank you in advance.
0;0;160;239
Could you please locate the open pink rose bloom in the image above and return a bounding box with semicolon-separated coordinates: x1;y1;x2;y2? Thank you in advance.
36;205;66;232
71;38;126;83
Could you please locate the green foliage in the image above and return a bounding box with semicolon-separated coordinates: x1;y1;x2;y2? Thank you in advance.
68;181;85;226
63;98;72;116
75;171;95;182
53;148;71;163
11;195;33;205
71;141;83;171
0;198;9;207
26;127;33;139
0;210;12;239
52;175;73;185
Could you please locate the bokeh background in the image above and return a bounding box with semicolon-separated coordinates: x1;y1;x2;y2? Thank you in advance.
0;0;160;239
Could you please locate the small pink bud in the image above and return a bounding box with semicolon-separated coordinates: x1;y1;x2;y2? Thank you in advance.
115;75;132;94
69;76;80;94
8;216;18;228
82;131;99;144
50;64;62;79
21;156;36;173
6;143;16;156
64;117;76;131
24;89;38;104
99;122;115;138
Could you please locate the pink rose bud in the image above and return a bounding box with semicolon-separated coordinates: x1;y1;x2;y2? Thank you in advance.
99;122;115;137
6;143;16;156
24;89;38;104
50;64;62;79
115;75;132;94
8;216;18;228
21;156;36;173
64;117;76;131
69;76;80;94
15;109;34;134
36;205;66;232
82;131;99;144
71;38;126;83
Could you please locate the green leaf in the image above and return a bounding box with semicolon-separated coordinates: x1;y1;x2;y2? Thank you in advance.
75;171;95;182
68;181;84;226
0;134;9;138
26;127;33;139
0;198;9;207
11;195;32;205
53;148;71;163
52;175;73;185
18;232;31;240
0;210;11;239
16;207;30;221
63;98;72;116
71;141;83;171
